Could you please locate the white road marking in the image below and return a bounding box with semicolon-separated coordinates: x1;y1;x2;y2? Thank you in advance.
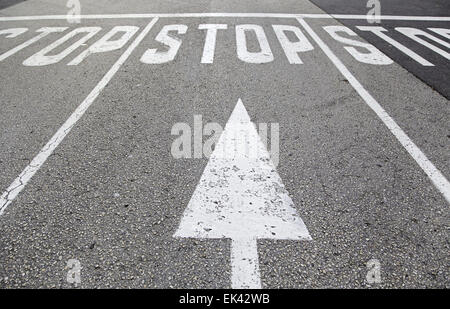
428;28;450;40
0;27;28;38
68;26;139;66
0;13;449;22
199;24;227;64
356;26;434;66
231;238;261;289
272;25;314;64
0;27;67;62
297;18;450;204
329;15;450;21
323;25;393;65
0;17;159;216
236;24;274;63
395;27;450;60
140;24;187;64
174;99;311;289
23;27;101;66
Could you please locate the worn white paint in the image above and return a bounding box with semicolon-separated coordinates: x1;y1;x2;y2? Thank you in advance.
174;99;311;288
395;27;450;60
331;14;450;21
23;27;101;66
199;24;227;64
323;25;393;65
0;13;449;22
356;26;434;66
236;25;274;63
298;18;450;204
428;28;450;40
68;26;139;65
272;25;313;64
0;28;28;38
231;238;261;289
0;18;160;216
0;27;67;62
140;24;187;64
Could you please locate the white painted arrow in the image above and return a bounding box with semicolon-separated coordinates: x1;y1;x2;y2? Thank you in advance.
174;98;311;288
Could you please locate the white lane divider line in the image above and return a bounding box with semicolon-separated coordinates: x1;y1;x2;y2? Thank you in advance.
0;17;159;216
0;13;449;22
297;17;450;204
174;99;311;289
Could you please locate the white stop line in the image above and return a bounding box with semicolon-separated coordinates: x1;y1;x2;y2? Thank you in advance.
0;13;449;21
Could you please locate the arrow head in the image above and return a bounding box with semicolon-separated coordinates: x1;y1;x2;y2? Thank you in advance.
174;98;311;241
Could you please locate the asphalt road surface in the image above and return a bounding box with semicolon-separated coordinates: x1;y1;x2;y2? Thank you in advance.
310;0;450;99
0;0;448;289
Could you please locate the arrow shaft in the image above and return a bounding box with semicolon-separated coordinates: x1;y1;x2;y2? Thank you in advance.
231;238;261;289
